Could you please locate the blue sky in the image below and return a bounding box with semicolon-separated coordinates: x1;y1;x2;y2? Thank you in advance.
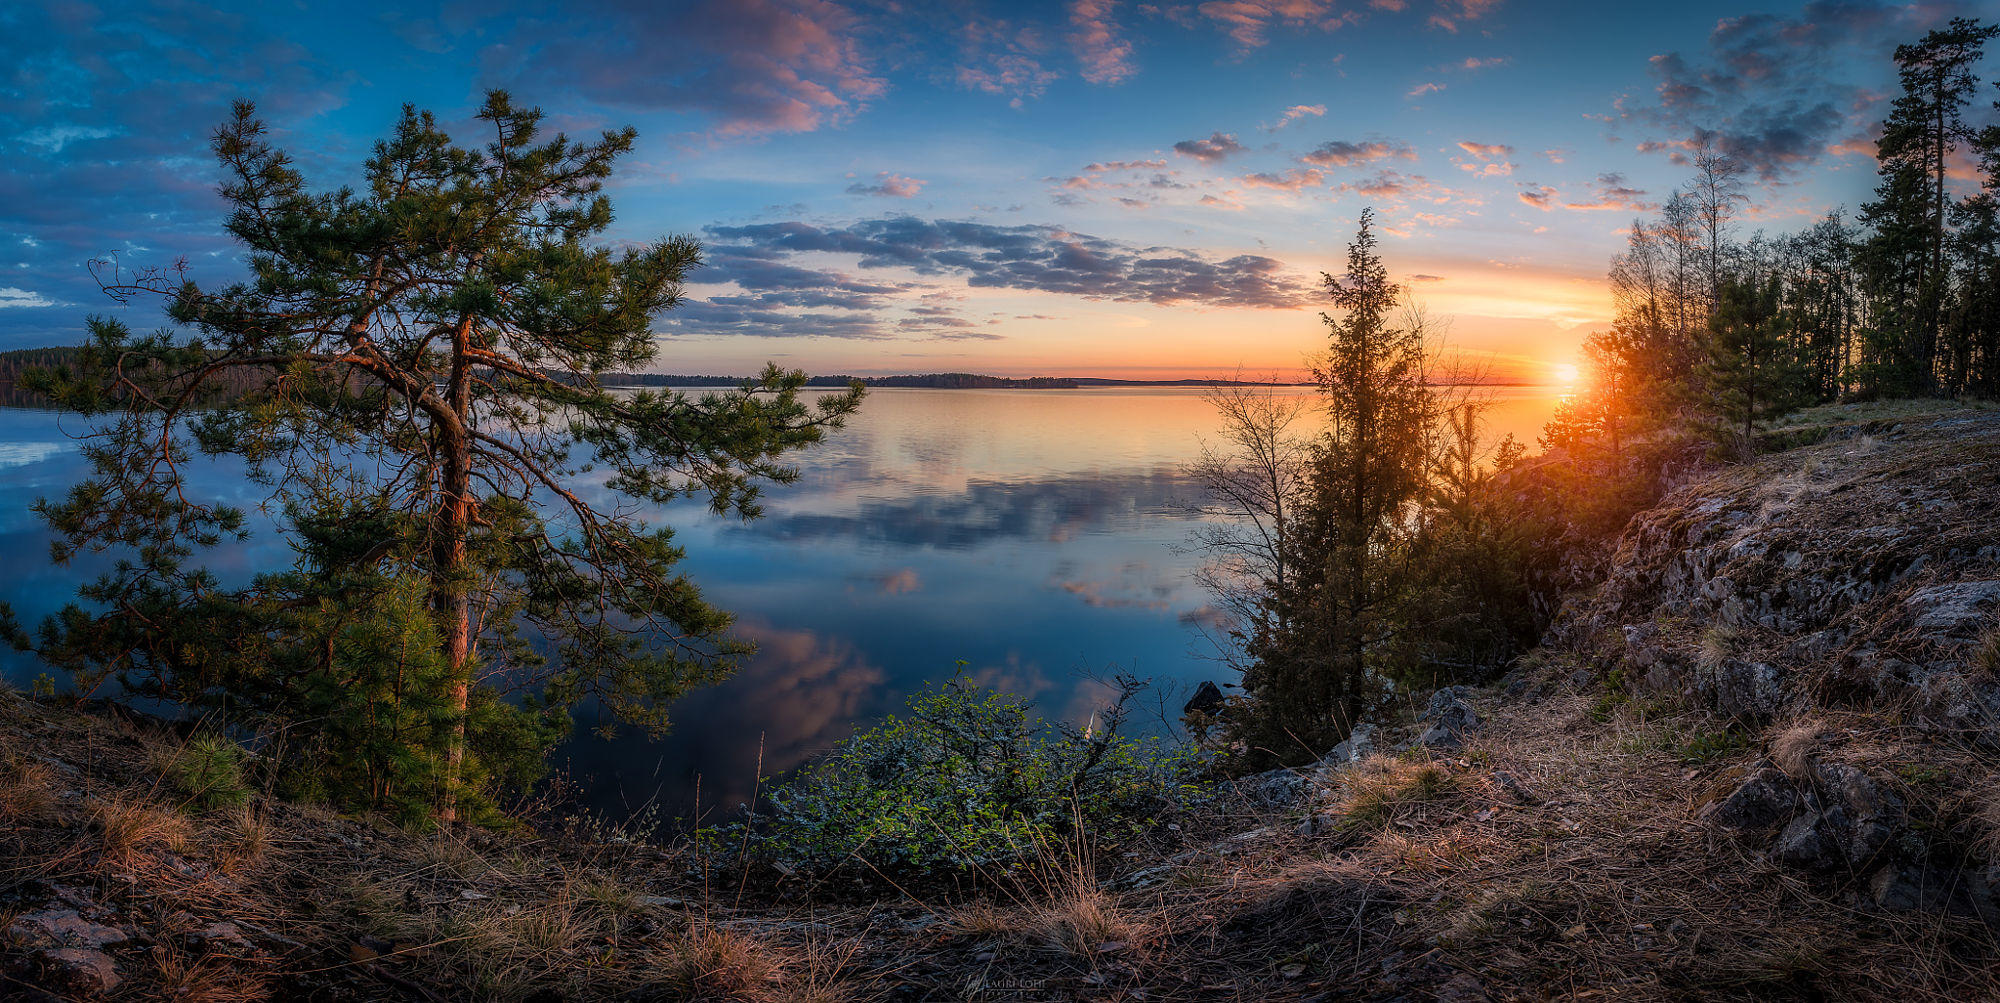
2;0;1994;378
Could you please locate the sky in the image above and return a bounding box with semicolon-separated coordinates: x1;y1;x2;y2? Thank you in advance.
2;0;1996;381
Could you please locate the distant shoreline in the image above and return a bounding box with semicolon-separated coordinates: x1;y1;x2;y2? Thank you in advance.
599;373;1549;390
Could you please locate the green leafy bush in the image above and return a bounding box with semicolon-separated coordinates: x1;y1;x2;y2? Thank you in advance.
727;671;1204;873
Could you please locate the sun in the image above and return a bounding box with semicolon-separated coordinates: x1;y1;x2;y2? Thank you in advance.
1550;362;1582;387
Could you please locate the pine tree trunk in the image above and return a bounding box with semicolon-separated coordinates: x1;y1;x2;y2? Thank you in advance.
434;318;477;825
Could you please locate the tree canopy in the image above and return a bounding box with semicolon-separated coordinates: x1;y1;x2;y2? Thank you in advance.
21;92;863;823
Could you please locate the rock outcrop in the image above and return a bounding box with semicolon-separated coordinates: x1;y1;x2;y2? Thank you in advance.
1555;411;2000;736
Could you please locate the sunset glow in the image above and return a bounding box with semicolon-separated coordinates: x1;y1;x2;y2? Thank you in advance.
0;1;1981;381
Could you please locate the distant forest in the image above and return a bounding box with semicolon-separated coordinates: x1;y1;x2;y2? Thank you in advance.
0;350;1314;395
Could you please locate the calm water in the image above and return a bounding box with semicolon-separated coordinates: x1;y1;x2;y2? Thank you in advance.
0;386;1562;819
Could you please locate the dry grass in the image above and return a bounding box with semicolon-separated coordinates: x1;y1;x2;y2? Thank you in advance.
946;899;1018;940
660;921;782;999
148;943;268;1003
1974;781;2000;865
771;930;868;1003
91;795;195;860
1770;720;1823;779
1331;756;1454;829
0;754;55;820
1030;884;1139;958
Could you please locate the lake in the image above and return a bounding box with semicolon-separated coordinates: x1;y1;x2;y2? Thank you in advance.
0;385;1564;821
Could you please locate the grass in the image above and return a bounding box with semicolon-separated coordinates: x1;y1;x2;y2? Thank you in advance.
1769;720;1823;778
91;795;195;860
0;753;55;820
661;921;780;999
1334;758;1454;829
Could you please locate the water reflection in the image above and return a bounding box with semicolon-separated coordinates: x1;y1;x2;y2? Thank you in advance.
0;386;1565;820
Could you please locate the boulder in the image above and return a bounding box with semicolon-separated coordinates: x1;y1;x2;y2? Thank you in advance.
1809;763;1902;868
1907;581;2000;638
1773;812;1840;871
33;948;120;995
8;909;130;950
1182;680;1226;717
1321;722;1377;768
1225;768;1306;809
1418;687;1480;749
1705;767;1797;835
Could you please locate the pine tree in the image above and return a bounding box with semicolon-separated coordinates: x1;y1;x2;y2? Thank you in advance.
1859;18;1998;395
25;93;863;822
1709;272;1804;451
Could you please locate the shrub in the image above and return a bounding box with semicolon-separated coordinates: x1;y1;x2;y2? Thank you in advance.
727;671;1204;873
166;732;253;812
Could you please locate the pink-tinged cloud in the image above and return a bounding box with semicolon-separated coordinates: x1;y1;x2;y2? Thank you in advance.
1197;0;1340;51
1070;0;1138;84
1455;56;1508;70
1454;140;1515;176
1561;172;1648;212
847;171;926;197
1083;158;1168;172
524;0;885;139
1269;103;1326;129
1300;139;1416;167
1407;81;1444;99
1174;131;1246;162
957;54;1060;101
1370;0;1408;10
1199;192;1246;210
1431;0;1502;30
1238;167;1325;191
1517;183;1557;209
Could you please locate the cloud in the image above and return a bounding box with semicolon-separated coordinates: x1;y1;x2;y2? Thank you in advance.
698;217;1318;309
1406;81;1445;99
1238;168;1325;192
1428;0;1502;32
504;0;885;138
955;41;1061;105
1454;140;1515;176
1561;172;1650;212
1083;158;1168;172
1517;183;1557;209
1299;139;1416;168
1069;0;1138;84
1453;56;1508;71
1622;0;1950;180
1173;131;1246;163
1268;104;1327;130
846;172;927;197
1335;169;1462;204
0;288;56;309
1196;0;1341;51
860;568;923;594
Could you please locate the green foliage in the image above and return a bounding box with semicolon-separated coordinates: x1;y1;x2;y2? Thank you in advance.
1675;728;1749;765
726;672;1204;873
1229;211;1447;762
20;92;862;823
166;733;252;812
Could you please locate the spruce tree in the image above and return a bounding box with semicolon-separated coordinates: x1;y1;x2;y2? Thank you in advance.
1235;210;1435;759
